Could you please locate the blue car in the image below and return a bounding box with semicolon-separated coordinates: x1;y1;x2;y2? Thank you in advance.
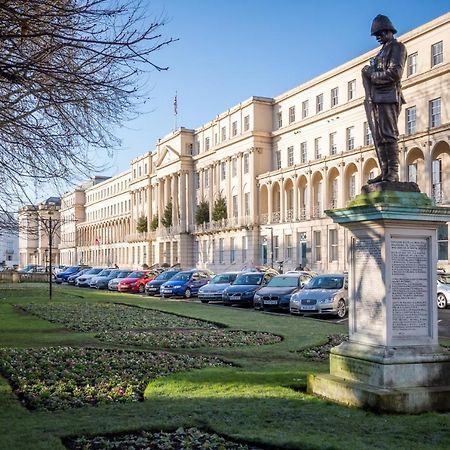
145;270;180;296
55;266;84;284
222;271;277;306
160;269;213;299
67;268;92;285
198;272;240;303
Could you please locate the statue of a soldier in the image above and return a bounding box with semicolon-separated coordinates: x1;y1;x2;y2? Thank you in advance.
362;15;407;183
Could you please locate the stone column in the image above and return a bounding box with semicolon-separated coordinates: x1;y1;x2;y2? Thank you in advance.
267;181;273;224
249;149;258;224
237;153;243;224
307;170;313;219
179;171;187;231
208;165;214;224
226;157;232;218
171;175;177;227
293;174;299;220
279;178;285;223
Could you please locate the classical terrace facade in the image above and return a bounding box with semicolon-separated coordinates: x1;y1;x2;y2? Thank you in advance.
54;12;450;273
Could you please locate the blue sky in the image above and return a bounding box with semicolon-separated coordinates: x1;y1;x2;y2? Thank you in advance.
108;0;450;175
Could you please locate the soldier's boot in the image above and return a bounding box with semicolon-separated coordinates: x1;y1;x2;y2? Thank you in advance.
367;144;387;184
384;142;399;182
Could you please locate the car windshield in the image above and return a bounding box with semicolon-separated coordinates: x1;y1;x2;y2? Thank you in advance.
85;268;103;275
267;276;299;287
107;270;120;278
117;271;131;278
210;274;236;284
128;271;146;278
438;274;450;284
97;270;111;277
306;276;344;290
233;273;263;285
171;272;191;281
156;271;179;281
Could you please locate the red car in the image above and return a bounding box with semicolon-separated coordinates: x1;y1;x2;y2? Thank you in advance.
117;271;156;293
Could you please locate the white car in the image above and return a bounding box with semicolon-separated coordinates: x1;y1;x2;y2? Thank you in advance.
437;272;450;309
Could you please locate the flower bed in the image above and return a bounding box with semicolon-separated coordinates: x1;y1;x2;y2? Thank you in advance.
0;347;225;410
298;334;348;361
97;329;282;349
20;303;218;332
65;427;262;450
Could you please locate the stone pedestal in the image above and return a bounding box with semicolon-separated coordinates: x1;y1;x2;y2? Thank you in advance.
307;188;450;413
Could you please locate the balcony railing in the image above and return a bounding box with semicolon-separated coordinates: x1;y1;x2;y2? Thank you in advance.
125;231;155;242
192;216;254;233
312;205;325;219
286;209;294;222
299;207;307;221
271;211;281;223
433;184;450;205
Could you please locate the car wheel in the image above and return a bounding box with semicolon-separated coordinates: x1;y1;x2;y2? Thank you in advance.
184;288;192;299
200;300;209;304
336;299;347;318
138;284;145;294
223;301;231;307
437;293;448;309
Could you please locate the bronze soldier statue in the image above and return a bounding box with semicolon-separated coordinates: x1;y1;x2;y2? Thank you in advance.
362;15;407;183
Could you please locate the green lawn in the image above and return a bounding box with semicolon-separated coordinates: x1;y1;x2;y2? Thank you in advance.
0;283;449;450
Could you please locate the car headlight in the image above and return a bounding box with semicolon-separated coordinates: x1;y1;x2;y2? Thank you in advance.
282;294;292;301
244;290;255;296
290;296;300;305
254;293;261;300
319;296;335;304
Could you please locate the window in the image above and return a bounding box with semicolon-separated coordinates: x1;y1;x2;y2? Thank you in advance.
429;98;441;128
329;132;337;155
244;192;250;216
205;137;210;151
302;100;309;119
289;106;296;124
195;173;200;189
230;237;235;263
349;174;356;199
364;122;373;145
331;87;339;107
232;121;238;137
202;240;208;263
221;126;227;141
408;163;417;183
432;159;442;203
221;161;226;180
275;150;281;169
242;236;248;262
232;158;237;177
214;133;218;145
219;238;224;263
277;112;283;128
274;235;279;261
232;195;238;217
243;154;249;173
244;115;250;132
406;106;416;134
285;235;293;259
330;178;338;208
329;229;338;262
347;79;356;101
314;231;321;262
314;137;322;159
186;143;193;155
205;170;209;188
300;142;307;163
407;52;417;76
346;126;355;150
316;93;323;113
195;139;200;154
431;41;443;67
287;146;294;166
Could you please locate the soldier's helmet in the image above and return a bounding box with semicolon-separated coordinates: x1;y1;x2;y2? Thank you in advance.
371;15;397;36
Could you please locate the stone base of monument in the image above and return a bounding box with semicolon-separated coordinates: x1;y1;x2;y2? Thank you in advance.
308;343;450;413
307;187;450;413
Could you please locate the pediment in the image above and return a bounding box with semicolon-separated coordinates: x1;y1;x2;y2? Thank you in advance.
156;145;180;167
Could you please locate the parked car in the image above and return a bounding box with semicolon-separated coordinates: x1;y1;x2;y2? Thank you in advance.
17;264;38;274
108;270;133;291
222;271;277;306
67;268;92;285
437;272;450;309
55;266;85;283
117;271;157;293
145;270;181;296
198;272;240;303
253;272;315;311
89;269;120;289
75;267;105;287
290;274;348;318
160;269;213;298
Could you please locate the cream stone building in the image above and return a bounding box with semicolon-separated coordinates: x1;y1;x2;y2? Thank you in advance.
26;13;450;272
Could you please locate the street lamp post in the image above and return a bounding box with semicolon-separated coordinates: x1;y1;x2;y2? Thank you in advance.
48;213;53;300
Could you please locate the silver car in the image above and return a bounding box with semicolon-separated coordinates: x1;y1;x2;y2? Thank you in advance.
198;272;240;303
290;274;348;318
437;272;450;309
